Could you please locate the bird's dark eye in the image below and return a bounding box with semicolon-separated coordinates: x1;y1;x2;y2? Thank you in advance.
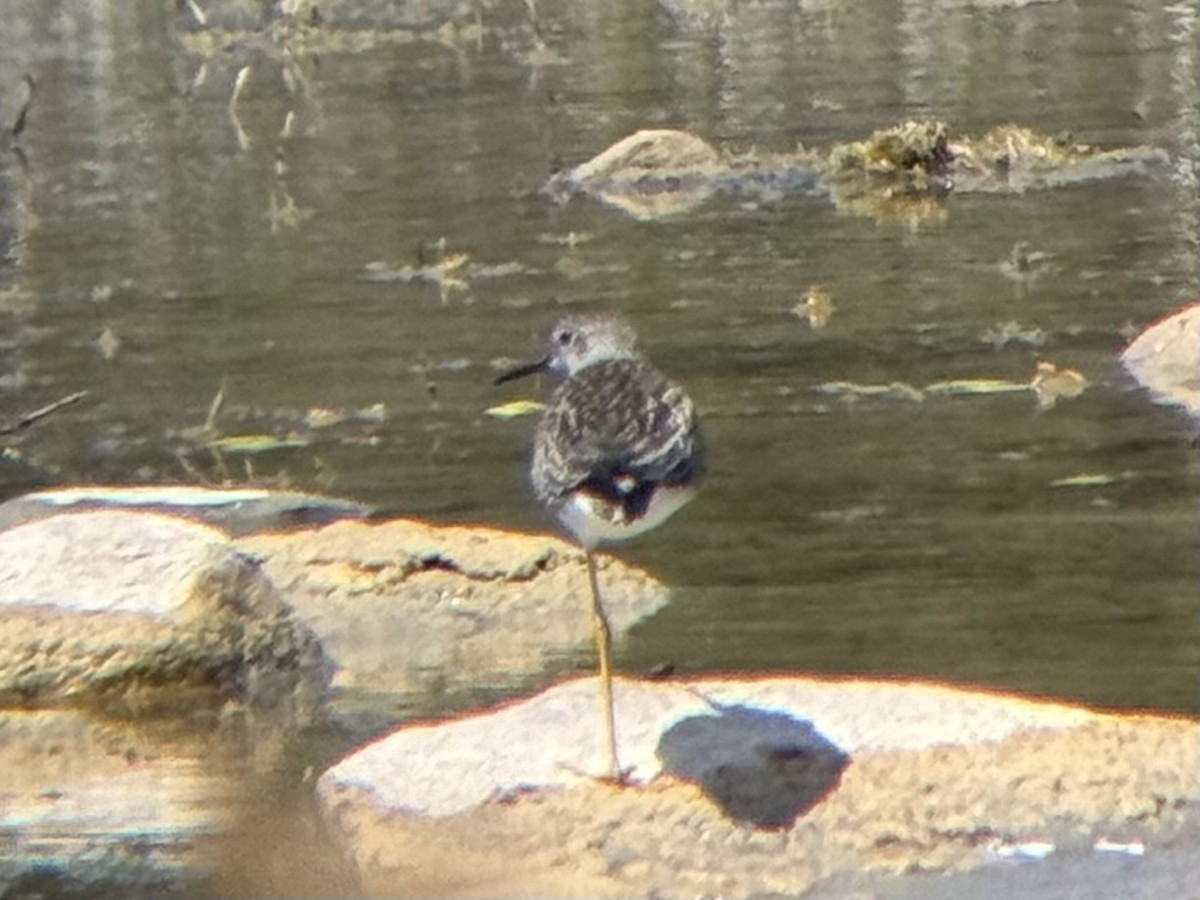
557;331;572;346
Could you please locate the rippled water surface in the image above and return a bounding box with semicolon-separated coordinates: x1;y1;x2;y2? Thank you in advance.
1;0;1197;894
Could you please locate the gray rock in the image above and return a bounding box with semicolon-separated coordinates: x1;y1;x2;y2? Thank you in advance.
0;510;328;717
543;129;724;219
0;485;369;536
316;676;1198;899
238;519;669;720
1120;303;1200;418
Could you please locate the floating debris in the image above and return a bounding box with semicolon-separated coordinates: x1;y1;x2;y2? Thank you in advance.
951;123;1167;193
813;381;926;402
815;378;1027;402
537;231;593;247
825;119;953;181
355;402;387;423
981;320;1048;349
229;65;252;152
924;379;1029;397
303;403;387;429
547;120;1166;224
183;0;206;27
208;434;310;454
1031;360;1087;410
813;504;887;524
95;326;121;361
822;119;954;223
485;400;547;419
359;241;518;302
269;188;311;232
1050;473;1123;488
998;241;1057;284
793;286;835;329
0;390;89;437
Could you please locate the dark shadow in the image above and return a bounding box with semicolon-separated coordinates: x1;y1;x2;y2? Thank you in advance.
657;702;850;829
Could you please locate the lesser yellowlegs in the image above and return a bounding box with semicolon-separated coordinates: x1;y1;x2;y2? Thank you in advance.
495;312;704;779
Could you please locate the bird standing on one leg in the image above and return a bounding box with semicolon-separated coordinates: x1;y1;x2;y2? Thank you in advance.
495;312;704;780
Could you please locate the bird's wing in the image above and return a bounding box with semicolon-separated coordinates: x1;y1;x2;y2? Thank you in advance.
531;359;702;505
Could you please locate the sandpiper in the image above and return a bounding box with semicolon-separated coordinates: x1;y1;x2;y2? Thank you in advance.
495;312;704;779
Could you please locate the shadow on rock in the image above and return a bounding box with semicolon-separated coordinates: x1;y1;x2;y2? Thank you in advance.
657;703;849;828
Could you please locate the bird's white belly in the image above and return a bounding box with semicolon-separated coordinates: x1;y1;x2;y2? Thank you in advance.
556;484;697;549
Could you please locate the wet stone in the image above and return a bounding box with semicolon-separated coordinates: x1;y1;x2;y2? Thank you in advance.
316;676;1198;900
238;518;671;723
0;509;328;715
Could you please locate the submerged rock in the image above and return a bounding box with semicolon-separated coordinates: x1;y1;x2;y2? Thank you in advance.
0;485;369;536
1120;303;1200;419
317;676;1198;899
545;120;1166;223
0;510;328;717
238;519;670;719
542;129;725;219
544;128;823;219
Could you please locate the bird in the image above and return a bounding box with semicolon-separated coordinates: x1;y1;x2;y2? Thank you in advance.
495;312;704;780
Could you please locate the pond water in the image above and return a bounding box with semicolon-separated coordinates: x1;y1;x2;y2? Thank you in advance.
1;0;1197;895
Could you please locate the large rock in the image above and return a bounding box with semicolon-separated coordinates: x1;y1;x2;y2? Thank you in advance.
0;510;327;717
238;519;669;716
317;676;1198;899
1120;303;1200;418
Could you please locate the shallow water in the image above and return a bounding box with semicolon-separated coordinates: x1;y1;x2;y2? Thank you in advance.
1;0;1197;894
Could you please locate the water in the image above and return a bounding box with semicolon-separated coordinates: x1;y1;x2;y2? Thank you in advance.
1;0;1197;894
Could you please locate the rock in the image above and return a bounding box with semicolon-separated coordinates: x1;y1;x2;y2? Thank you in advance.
0;485;370;536
542;129;724;219
0;510;328;717
544;121;1166;224
317;676;1198;899
1120;303;1200;418
0;709;237;898
238;519;669;719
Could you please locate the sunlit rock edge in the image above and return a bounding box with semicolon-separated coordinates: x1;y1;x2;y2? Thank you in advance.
1121;303;1200;419
318;675;1199;900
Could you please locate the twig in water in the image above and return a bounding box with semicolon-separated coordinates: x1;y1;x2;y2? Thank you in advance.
0;389;88;436
203;377;227;434
11;74;35;140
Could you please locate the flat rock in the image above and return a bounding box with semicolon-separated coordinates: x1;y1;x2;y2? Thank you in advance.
238;519;669;716
317;676;1198;899
1120;303;1200;418
0;510;327;716
0;485;369;536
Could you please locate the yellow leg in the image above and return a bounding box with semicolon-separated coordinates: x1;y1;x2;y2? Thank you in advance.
585;549;621;780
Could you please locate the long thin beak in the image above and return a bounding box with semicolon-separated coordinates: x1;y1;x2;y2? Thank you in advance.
494;356;550;386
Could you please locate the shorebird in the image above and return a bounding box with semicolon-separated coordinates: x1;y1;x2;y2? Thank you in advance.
495;313;704;780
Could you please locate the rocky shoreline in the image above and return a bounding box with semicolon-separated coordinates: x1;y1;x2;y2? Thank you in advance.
1;460;1197;897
